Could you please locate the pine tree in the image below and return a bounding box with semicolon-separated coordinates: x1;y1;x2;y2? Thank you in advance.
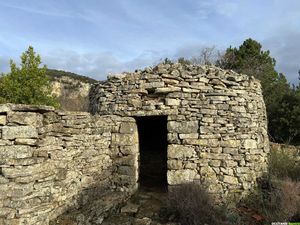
0;46;59;107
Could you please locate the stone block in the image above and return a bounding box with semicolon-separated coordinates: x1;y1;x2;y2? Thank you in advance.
112;133;138;146
0;105;11;113
120;144;139;155
0;115;6;125
236;167;251;174
201;117;214;123
167;133;180;144
167;169;198;185
222;148;239;155
209;160;221;167
135;217;152;225
120;122;137;134
2;126;38;140
155;87;181;93
243;139;257;149
165;98;180;106
143;82;164;89
221;140;240;148
231;106;246;113
179;133;199;139
15;138;37;146
167;160;183;169
121;202;139;214
168;145;196;159
222;160;238;167
200;166;217;180
167;121;198;134
199;108;218;115
2;162;54;179
0;176;9;184
7;112;43;127
209;96;230;101
223;175;239;185
0;145;33;159
0;207;16;218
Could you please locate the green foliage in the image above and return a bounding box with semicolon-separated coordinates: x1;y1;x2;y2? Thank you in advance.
177;57;191;65
162;57;173;64
217;38;290;106
268;146;300;181
217;38;300;144
0;46;59;108
268;90;300;144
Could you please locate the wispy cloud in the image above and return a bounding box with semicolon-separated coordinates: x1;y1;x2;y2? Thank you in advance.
0;0;299;84
40;49;166;80
0;1;75;18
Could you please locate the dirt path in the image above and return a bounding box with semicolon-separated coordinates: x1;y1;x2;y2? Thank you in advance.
101;187;179;225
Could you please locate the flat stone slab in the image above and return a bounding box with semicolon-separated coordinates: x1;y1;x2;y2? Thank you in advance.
121;202;140;214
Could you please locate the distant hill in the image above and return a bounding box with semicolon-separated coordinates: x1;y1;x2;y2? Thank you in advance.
46;69;97;84
46;69;97;112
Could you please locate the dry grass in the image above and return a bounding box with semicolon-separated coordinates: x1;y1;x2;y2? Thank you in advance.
168;182;233;225
269;146;300;181
242;177;300;224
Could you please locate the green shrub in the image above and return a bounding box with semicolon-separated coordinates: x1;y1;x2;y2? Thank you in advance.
269;147;300;181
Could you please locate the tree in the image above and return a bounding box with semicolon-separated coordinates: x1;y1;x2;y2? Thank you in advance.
269;90;300;144
217;39;290;106
0;46;59;107
217;38;298;144
190;46;221;65
177;57;191;65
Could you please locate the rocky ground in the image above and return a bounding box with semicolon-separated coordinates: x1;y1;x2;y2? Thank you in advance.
102;187;179;225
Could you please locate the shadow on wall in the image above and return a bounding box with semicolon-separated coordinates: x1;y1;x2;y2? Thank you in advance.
49;176;130;224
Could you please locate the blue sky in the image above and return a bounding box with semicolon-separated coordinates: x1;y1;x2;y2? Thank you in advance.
0;0;299;83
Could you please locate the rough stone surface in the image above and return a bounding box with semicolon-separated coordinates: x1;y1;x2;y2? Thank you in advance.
90;63;270;199
2;126;38;140
0;104;138;225
0;115;6;125
0;63;271;224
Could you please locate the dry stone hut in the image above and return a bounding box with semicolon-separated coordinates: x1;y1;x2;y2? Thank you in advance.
90;63;270;197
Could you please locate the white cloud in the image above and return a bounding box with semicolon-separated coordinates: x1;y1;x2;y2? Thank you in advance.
41;49;166;80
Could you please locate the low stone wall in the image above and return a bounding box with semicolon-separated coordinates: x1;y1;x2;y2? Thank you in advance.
0;104;138;225
270;142;300;161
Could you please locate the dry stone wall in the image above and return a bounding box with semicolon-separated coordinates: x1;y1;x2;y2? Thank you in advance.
0;104;138;225
90;63;270;198
270;142;300;162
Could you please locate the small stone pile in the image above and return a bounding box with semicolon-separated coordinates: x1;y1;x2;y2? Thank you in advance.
90;63;270;197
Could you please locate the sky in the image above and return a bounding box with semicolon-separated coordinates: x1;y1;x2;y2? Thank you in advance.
0;0;299;83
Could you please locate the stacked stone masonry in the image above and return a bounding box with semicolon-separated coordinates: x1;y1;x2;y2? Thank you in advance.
90;63;270;197
0;104;139;225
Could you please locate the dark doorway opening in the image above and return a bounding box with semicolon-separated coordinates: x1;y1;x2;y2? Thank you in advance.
136;116;168;191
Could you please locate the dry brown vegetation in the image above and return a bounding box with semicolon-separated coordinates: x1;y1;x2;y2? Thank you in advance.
167;146;300;225
168;182;235;225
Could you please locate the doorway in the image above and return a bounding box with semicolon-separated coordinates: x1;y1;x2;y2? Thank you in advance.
136;116;168;191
